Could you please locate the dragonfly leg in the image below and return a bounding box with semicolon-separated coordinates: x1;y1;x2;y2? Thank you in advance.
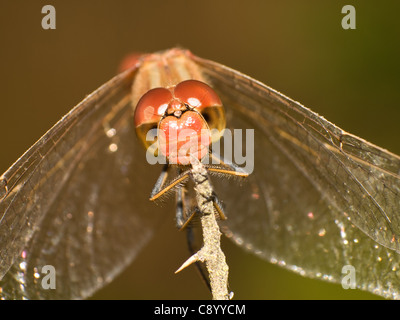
206;152;249;178
175;183;185;228
178;195;226;230
197;191;227;221
150;164;190;201
175;182;198;229
211;192;227;220
150;163;169;200
175;167;200;229
178;206;200;230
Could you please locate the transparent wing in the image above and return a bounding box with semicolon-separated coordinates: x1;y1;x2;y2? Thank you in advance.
193;55;400;299
0;69;162;299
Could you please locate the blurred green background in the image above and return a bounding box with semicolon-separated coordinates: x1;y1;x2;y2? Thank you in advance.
0;1;399;300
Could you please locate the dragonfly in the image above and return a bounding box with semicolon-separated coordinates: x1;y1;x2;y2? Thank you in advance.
1;48;400;299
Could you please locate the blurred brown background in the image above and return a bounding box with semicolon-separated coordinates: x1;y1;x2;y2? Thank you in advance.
0;1;399;299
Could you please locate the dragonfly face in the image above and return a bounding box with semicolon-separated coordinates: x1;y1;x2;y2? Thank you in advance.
134;79;225;165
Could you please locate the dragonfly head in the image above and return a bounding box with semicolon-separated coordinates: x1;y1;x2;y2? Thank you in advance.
134;80;226;165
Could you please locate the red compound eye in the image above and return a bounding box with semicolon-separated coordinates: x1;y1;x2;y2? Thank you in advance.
134;87;172;128
174;80;222;111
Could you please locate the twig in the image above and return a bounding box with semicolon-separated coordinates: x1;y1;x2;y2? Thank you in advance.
175;156;231;300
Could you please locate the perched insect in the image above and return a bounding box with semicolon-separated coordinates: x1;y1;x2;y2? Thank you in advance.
131;61;250;299
1;48;400;299
133;73;248;224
